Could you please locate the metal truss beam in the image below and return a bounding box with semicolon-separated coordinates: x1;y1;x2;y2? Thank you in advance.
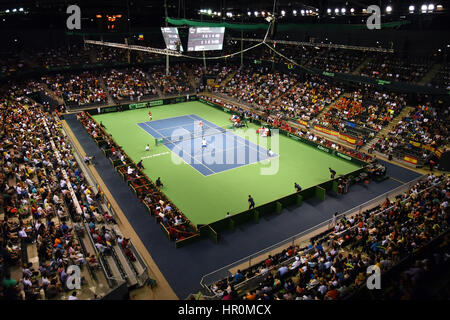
84;39;183;56
228;37;394;53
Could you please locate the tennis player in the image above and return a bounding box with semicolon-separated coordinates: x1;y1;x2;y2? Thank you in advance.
202;138;207;149
148;111;152;121
145;144;150;151
198;120;203;131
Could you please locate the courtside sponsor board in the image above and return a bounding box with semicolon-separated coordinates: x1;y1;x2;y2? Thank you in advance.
288;133;301;141
149;99;164;106
317;145;330;153
336;152;352;161
135;102;147;109
130;102;147;109
101;106;118;113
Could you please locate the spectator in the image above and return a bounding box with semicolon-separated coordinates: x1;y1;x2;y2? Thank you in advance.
248;195;255;209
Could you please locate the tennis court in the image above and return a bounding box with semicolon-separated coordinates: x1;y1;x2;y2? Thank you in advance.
137;114;277;176
93;101;361;225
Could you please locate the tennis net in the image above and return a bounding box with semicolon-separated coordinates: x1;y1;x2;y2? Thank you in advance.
155;125;233;145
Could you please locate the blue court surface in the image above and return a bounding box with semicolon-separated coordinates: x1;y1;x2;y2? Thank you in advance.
137;114;277;176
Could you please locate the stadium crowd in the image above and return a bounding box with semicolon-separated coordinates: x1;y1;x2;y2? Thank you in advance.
41;71;108;107
251;44;366;75
93;46;129;64
103;68;158;102
272;75;342;122
0;88;85;299
33;45;91;69
0;53;25;77
430;63;450;90
360;54;433;83
373;102;449;160
0;85;136;300
209;174;450;300
219;65;297;107
304;48;366;74
148;63;193;95
316;86;407;133
199;95;372;162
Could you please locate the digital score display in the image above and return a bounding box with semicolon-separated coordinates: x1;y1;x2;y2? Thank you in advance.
161;27;183;52
187;27;225;52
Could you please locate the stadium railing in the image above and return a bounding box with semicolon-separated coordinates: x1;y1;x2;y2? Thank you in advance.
59;115;151;288
199;173;426;295
206;175;445;300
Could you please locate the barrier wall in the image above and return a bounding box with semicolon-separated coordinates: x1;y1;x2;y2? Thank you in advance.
202;165;365;241
86;94;199;116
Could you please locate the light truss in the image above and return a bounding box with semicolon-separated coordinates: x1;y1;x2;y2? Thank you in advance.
228;37;394;53
84;39;183;56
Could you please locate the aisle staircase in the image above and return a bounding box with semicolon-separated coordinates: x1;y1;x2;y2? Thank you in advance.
219;70;238;87
41;84;65;105
21;51;39;69
352;57;372;75
88;46;97;64
99;78;116;105
307;92;347;127
418;63;442;86
187;72;199;90
67;142;149;289
361;105;415;152
269;80;302;107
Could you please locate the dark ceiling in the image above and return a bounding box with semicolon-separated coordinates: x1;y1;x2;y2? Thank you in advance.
0;0;448;30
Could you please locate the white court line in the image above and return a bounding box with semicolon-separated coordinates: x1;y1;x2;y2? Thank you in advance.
187;114;229;131
222;129;277;159
189;138;270;162
136;114;198;128
201;154;280;177
166;141;216;175
186;115;278;174
188;114;276;159
138;115;277;176
139;121;214;176
137;114;218;133
138;119;195;133
185;135;280;176
172;134;280;176
140;114;225;143
136;123;160;145
141;121;167;139
141;151;170;160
